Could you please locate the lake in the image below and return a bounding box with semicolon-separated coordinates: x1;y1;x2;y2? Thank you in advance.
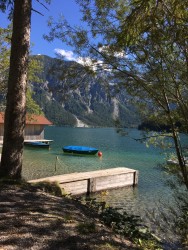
22;126;172;215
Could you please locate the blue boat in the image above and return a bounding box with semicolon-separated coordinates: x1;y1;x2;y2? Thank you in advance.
63;145;98;155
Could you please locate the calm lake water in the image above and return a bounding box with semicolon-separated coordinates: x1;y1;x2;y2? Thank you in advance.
20;126;188;247
22;126;172;214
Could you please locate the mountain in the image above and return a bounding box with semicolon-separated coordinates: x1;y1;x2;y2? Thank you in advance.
31;55;140;127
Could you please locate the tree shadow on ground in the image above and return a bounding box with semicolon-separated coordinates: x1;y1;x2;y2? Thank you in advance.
0;182;137;250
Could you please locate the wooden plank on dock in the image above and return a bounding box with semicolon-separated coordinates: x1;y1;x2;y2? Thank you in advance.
29;167;138;195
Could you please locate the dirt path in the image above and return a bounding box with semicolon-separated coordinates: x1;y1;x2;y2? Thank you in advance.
0;182;137;250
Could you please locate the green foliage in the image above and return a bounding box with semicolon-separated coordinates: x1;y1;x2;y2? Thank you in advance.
26;88;43;115
0;0;14;14
83;101;114;126
82;196;162;249
76;221;97;234
34;90;77;126
101;207;152;242
118;103;140;127
0;25;11;94
95;243;119;250
140;132;173;150
28;56;43;83
0;25;44;115
147;178;188;249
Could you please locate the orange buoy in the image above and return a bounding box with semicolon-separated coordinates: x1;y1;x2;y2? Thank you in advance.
98;151;103;157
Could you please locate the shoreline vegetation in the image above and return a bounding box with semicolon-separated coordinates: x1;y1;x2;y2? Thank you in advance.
0;180;161;250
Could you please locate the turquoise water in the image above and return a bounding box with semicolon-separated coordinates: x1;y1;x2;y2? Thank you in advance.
22;126;171;214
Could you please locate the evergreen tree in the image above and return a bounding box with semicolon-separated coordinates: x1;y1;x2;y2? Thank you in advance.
0;0;49;179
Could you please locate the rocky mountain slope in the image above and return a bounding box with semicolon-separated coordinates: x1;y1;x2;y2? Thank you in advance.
32;55;140;127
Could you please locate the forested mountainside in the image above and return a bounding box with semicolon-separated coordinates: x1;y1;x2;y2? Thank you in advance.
31;55;140;127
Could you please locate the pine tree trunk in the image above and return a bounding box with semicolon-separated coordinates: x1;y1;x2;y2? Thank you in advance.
0;0;32;179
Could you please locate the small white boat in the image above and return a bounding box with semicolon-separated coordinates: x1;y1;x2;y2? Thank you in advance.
24;140;53;149
167;157;188;166
24;141;50;148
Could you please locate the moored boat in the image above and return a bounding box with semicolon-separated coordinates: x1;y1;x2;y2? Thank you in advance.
24;141;50;148
63;145;98;155
167;157;188;166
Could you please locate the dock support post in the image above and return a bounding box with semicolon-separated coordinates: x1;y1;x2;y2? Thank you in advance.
133;171;138;186
87;178;96;194
55;156;58;172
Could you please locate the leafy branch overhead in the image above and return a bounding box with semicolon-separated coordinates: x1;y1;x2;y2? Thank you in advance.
45;1;188;128
0;26;43;114
45;0;188;190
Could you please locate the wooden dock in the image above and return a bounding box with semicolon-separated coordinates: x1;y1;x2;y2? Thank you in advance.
0;139;53;146
29;167;138;195
24;139;53;143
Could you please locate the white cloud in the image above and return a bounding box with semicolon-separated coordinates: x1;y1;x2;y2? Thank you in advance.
54;49;76;61
54;48;93;65
54;48;103;70
54;48;110;71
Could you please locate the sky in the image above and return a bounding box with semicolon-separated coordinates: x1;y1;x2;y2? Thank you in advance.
1;0;83;59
